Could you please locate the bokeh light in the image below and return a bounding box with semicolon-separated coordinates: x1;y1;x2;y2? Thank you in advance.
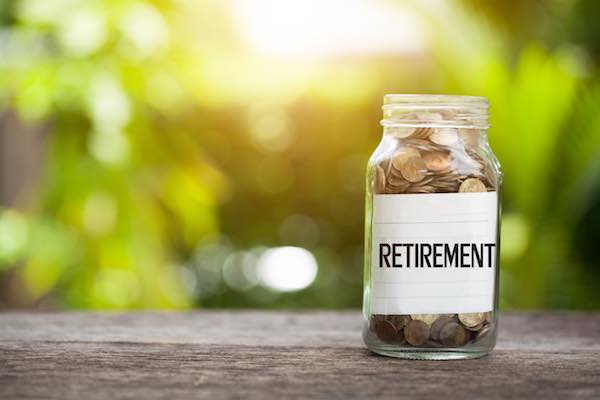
256;247;318;292
222;251;259;291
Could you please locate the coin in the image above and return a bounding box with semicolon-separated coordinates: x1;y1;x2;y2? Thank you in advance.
439;313;457;319
458;312;485;328
425;340;443;348
464;323;484;332
389;164;406;179
404;320;430;346
390;127;416;138
484;163;497;188
410;314;438;326
373;165;386;194
396;325;406;344
409;127;433;140
439;322;470;347
389;315;411;330
430;182;459;193
422;151;451;172
410;175;434;187
459;128;480;148
484;312;492;323
387;171;410;184
404;138;445;152
430;315;454;341
406;186;435;194
430;127;459;146
400;156;427;182
476;325;492;341
386;181;411;193
391;148;420;170
459;178;486;192
369;315;384;331
374;319;398;343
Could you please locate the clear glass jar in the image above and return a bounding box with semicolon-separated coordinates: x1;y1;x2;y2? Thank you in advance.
362;94;502;360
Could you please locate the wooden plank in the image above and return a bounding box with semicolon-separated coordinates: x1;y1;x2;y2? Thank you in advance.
1;312;599;399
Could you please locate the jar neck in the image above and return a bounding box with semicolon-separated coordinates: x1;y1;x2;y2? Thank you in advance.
381;94;489;130
382;126;489;140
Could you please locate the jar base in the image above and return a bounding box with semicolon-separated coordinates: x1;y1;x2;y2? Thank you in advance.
369;347;490;360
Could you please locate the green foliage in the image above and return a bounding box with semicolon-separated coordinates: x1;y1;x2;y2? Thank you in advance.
0;0;221;308
0;0;599;309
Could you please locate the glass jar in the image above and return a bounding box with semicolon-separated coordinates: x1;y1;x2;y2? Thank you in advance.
362;94;502;360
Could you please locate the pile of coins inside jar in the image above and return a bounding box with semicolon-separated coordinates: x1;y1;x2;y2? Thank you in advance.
369;312;492;348
373;118;497;195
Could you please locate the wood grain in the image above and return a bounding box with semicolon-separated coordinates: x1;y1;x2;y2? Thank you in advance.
1;312;599;399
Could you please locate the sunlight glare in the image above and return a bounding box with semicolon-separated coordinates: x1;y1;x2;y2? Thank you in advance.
231;0;426;58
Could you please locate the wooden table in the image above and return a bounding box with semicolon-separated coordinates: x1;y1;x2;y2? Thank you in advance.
1;312;599;399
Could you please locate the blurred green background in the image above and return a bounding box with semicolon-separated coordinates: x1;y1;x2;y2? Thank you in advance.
0;0;599;310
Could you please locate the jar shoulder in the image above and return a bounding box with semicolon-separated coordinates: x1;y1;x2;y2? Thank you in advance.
366;130;501;194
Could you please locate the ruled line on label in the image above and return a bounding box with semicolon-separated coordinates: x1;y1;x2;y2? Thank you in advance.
372;295;491;299
373;280;493;284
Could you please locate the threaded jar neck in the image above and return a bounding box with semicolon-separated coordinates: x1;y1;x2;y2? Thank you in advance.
381;94;489;130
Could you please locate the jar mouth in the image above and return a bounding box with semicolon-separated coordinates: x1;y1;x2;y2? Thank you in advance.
381;94;489;129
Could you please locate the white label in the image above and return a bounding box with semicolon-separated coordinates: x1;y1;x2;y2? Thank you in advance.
370;192;498;315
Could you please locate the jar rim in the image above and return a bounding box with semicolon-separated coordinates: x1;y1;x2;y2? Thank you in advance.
383;94;488;108
381;94;489;129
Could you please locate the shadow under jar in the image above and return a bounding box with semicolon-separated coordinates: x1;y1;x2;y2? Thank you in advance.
362;94;502;360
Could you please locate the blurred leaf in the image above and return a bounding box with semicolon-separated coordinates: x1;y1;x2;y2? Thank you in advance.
490;45;578;217
558;84;600;219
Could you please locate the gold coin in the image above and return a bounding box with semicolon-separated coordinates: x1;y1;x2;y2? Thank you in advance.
373;165;386;194
387;187;410;195
465;323;484;332
409;127;433;140
400;156;427;182
387;171;410;185
390;127;416;138
386;182;411;194
410;175;434;186
391;148;420;170
484;311;492;323
422;151;451;172
378;157;391;174
402;138;441;152
389;163;405;179
389;315;411;330
459;128;480;148
484;163;497;189
430;182;459;193
406;186;435;194
458;312;485;328
404;320;430;346
459;178;486;192
430;127;459;146
410;314;438;326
